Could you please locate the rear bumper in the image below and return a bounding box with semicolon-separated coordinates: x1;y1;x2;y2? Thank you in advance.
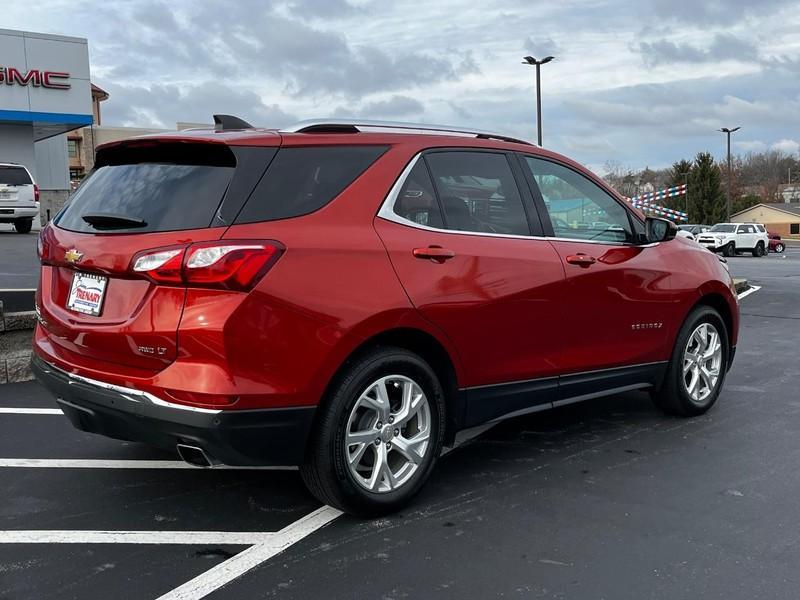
0;206;37;221
31;355;316;466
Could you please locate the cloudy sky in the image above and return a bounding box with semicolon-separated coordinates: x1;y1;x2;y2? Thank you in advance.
6;0;800;173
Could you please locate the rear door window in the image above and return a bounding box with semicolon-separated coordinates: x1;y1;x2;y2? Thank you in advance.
0;166;32;186
423;151;530;236
392;159;445;229
55;143;237;234
234;146;388;223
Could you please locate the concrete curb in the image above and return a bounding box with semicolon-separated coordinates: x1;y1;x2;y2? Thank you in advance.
0;301;35;384
733;278;749;294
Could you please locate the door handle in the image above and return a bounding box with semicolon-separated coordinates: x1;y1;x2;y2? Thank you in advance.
565;253;596;267
413;246;456;263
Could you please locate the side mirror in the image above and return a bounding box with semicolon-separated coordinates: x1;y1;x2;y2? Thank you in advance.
645;217;677;243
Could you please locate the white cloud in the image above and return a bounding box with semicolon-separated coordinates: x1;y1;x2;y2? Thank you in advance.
771;139;800;154
2;0;799;169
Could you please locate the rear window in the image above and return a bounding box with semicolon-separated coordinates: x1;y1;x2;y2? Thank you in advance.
0;166;32;186
234;146;388;224
55;143;235;234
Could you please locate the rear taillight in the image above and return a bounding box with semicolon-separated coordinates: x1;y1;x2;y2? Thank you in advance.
131;241;284;291
37;225;53;264
34;184;40;203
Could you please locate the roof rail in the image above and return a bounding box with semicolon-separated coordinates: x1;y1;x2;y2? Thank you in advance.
279;119;533;146
213;114;253;131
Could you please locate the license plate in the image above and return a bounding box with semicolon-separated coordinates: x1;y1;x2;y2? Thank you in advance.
67;272;108;316
0;191;12;200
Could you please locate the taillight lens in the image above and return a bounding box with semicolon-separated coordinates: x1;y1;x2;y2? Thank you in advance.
37;225;53;264
131;241;284;291
34;184;40;203
132;246;185;284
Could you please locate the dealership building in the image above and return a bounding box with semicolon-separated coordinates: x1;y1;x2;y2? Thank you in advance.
0;28;94;220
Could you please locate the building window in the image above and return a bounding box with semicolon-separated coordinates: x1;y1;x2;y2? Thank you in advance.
791;223;799;235
68;139;79;159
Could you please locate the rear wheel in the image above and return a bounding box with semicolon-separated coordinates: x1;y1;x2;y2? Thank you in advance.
722;242;735;257
301;347;445;517
652;306;729;416
752;242;765;257
775;243;785;253
14;219;32;234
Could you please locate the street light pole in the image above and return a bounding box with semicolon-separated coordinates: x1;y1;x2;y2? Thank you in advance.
681;170;690;220
522;55;554;146
719;126;740;221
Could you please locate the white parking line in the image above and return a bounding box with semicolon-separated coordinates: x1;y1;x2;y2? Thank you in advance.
0;407;62;415
0;458;296;470
0;530;277;545
737;285;761;301
156;506;342;600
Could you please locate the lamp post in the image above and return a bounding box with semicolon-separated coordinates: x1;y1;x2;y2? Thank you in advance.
681;170;690;220
522;55;554;146
719;126;740;221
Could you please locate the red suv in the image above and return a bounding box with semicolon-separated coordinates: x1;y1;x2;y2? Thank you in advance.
32;117;739;516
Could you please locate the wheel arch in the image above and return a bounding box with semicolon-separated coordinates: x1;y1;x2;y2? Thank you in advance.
315;326;465;447
686;289;737;369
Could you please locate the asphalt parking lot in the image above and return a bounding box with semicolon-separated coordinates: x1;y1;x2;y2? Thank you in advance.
0;223;39;291
1;246;799;599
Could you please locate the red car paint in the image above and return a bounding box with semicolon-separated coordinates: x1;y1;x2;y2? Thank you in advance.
33;127;739;454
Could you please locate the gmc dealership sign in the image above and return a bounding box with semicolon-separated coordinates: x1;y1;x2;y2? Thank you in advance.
0;67;70;90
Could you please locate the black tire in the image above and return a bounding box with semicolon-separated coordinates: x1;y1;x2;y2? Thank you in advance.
722;242;735;257
300;346;446;517
775;243;785;253
14;219;32;234
652;306;729;417
751;242;765;257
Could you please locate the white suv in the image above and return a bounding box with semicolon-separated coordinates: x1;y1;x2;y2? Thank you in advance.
0;163;39;233
697;222;770;257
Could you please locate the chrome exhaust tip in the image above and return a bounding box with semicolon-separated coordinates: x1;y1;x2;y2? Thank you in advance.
176;444;220;468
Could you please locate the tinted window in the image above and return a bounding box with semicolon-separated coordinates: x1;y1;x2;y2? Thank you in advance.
0;166;32;186
56;144;236;234
523;156;633;243
393;159;444;228
711;224;735;232
755;224;766;233
424;152;529;235
235;146;388;224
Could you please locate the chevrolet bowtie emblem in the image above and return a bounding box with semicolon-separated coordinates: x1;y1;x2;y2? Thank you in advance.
64;249;84;264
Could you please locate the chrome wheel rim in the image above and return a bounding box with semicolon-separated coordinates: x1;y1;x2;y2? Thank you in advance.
682;323;723;404
344;375;431;493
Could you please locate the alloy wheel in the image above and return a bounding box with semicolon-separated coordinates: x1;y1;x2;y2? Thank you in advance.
344;375;432;493
682;323;723;404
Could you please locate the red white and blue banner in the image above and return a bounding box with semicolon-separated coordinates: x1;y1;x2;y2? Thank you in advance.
626;184;688;222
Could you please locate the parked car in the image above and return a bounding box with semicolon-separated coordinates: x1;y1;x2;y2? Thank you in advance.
679;224;710;236
0;163;39;233
676;229;696;241
32;117;739;516
768;231;785;253
696;223;770;257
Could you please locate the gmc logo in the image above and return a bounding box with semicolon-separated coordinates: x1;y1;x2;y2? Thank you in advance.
0;67;70;90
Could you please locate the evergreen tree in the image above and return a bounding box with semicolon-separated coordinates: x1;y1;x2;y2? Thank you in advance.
688;152;726;224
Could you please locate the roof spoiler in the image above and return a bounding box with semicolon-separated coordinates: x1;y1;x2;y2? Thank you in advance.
213;114;254;131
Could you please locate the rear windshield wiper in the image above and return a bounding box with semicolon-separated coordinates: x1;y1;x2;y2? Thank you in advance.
82;213;147;230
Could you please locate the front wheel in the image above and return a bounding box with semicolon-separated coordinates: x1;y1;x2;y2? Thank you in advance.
722;242;735;257
652;306;729;417
301;347;445;517
775;243;785;253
